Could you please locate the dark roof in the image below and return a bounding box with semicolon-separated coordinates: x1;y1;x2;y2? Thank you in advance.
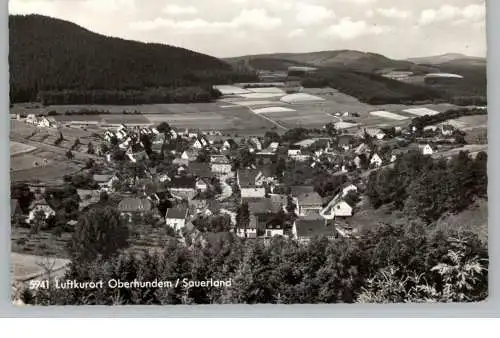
254;212;282;230
295;217;334;238
338;134;355;145
290;186;322;206
166;206;188;219
117;198;152;213
238;169;259;187
169;176;196;189
236;214;258;230
188;162;212;178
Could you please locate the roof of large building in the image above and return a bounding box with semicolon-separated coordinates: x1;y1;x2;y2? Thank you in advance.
166;206;188;219
117;198;152;213
210;155;231;165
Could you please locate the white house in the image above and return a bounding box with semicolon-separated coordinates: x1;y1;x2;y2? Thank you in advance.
165;207;188;231
288;149;301;157
192;139;203;149
332;200;353;218
38;117;56;128
370;153;383;168
26;199;56;223
26;114;38;125
195;178;208;192
268;142;279;152
421;144;435;156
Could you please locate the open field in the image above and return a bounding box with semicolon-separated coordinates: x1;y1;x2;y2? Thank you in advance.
10;141;37;156
10;154;53;171
144;106;276;131
370;110;409;121
11;252;71;282
10;120;37;138
102;114;151;124
11;161;82;183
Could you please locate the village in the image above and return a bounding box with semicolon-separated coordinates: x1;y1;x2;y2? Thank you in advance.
10;105;483;253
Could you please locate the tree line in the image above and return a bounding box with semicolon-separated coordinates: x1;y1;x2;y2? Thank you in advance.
410;107;487;133
21;205;488;305
9;15;257;104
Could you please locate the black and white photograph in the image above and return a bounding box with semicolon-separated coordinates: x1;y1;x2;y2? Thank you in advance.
8;0;488;306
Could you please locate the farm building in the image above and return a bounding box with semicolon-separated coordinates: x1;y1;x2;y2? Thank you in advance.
210;155;232;174
370;153;383;167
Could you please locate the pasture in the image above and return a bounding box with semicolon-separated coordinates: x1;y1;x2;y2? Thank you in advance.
370;110;409;121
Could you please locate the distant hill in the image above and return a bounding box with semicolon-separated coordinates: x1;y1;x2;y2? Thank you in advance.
407;53;486;66
226;50;421;73
9;14;256;104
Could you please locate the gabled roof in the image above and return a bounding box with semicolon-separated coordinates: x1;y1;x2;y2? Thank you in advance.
117;198;152;213
238;169;260;187
166;206;188;219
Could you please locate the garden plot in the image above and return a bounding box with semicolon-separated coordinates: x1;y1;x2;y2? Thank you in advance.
335;121;359;129
403;107;441;116
370;110;409;121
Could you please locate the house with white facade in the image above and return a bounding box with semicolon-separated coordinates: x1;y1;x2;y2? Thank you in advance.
238;169;266;198
420;144;435;156
331;200;353;217
26;199;56;223
370;153;383;168
165;207;188;231
235;214;258;239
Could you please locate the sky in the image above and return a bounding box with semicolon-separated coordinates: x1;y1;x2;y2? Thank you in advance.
9;0;487;60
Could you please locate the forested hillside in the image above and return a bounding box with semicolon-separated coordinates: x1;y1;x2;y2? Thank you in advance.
9;15;257;104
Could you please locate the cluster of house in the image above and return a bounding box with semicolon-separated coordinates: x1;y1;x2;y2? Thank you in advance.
22;114;58;128
13;119;451;245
